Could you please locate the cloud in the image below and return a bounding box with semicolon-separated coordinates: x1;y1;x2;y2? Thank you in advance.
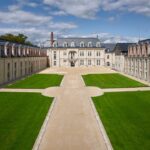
48;22;77;30
0;3;78;45
43;0;150;19
51;10;67;16
0;10;52;26
102;0;150;16
27;2;38;8
43;0;101;19
108;16;115;22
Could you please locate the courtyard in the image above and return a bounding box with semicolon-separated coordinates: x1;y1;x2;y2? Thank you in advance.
0;67;150;150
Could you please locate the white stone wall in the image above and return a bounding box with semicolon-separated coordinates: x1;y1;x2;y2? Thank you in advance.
115;55;125;72
0;57;47;86
48;48;105;67
124;57;150;82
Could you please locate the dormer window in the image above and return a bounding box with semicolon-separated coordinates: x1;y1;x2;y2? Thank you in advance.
80;42;85;47
63;42;68;47
88;42;92;47
71;42;75;47
53;42;58;47
96;42;101;47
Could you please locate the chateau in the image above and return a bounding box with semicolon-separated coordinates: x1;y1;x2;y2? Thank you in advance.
47;35;105;67
0;33;150;86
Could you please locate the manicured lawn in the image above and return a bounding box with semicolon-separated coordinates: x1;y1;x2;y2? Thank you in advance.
6;74;63;89
0;92;52;150
93;91;150;150
82;73;146;88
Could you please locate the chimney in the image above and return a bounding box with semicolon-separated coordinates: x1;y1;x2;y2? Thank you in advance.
50;32;54;47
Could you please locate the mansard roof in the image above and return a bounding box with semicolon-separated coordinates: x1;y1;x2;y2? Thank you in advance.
55;37;100;47
138;39;150;44
113;43;135;55
101;43;116;52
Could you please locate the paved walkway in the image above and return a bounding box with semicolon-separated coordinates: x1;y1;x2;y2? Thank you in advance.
38;72;108;150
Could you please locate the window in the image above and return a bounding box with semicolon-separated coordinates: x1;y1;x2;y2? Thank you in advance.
88;60;91;65
88;42;92;47
63;51;67;56
14;62;17;78
97;60;100;66
107;62;110;66
80;51;84;56
63;42;68;47
7;63;10;81
20;62;22;76
53;42;58;47
54;51;56;60
96;51;100;56
63;59;66;63
71;42;75;47
107;55;109;59
25;61;27;75
88;51;92;56
80;42;85;47
96;42;101;47
54;61;56;66
80;60;84;65
0;46;2;57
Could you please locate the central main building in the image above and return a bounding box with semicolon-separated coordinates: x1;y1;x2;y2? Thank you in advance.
47;33;105;67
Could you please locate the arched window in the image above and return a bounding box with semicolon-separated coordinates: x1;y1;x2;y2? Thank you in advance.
88;42;92;47
71;42;75;47
80;42;85;47
63;42;68;47
53;42;58;47
96;42;101;47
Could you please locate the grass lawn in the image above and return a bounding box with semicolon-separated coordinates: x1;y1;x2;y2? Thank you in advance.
0;92;52;150
6;74;63;89
93;91;150;150
82;73;146;88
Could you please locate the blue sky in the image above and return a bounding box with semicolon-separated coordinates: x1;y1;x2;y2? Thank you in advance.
0;0;150;44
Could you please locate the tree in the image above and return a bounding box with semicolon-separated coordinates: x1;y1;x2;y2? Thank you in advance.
0;33;34;46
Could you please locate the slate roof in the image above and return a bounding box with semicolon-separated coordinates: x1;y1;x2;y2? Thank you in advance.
56;37;100;47
138;39;150;44
112;43;134;55
101;43;116;52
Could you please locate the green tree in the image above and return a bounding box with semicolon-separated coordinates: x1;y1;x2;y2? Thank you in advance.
0;33;34;46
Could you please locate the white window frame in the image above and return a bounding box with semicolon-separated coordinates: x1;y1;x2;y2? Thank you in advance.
96;42;101;47
97;60;100;66
88;42;92;47
80;41;85;47
80;60;84;65
80;51;84;56
96;51;101;56
88;51;92;56
88;59;91;65
71;42;75;47
63;42;68;47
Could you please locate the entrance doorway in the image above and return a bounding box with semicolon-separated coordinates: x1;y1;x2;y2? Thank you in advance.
70;62;75;67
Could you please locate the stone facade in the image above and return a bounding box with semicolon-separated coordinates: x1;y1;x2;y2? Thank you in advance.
0;41;48;86
124;39;150;82
47;38;105;67
111;43;133;72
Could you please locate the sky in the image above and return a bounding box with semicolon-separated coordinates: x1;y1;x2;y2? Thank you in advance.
0;0;150;45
